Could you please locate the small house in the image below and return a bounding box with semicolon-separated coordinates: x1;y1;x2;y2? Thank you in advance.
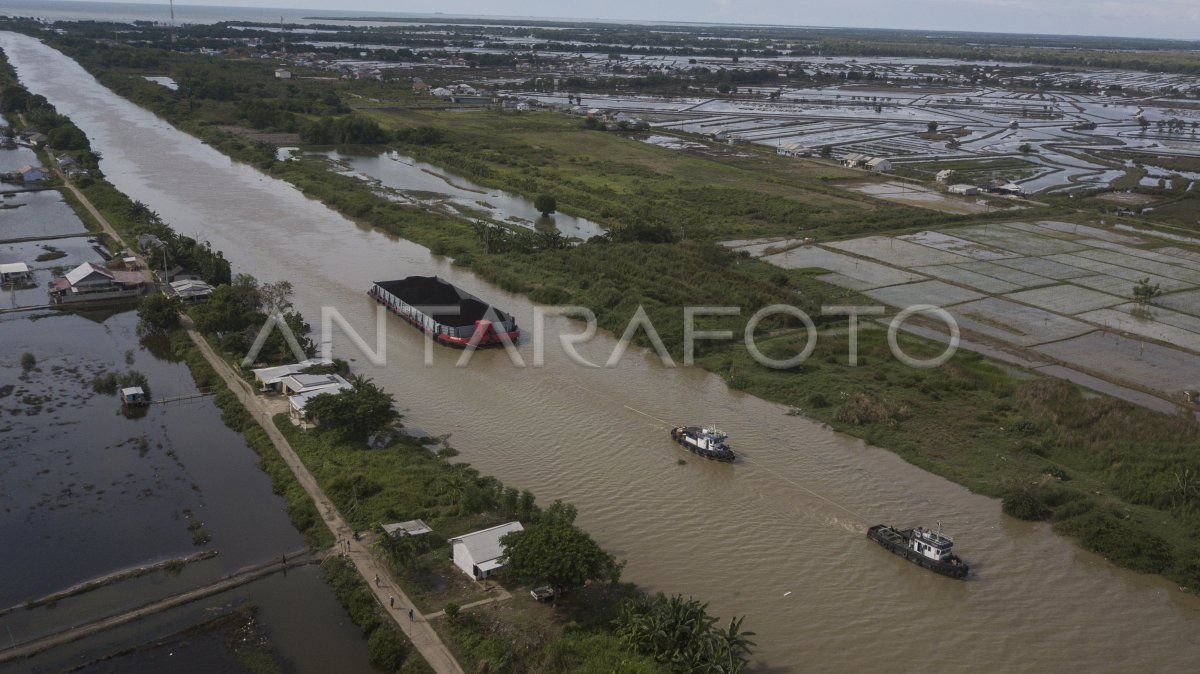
250;358;334;391
841;153;869;168
279;373;351;397
48;262;145;304
935;169;955;183
0;261;32;284
284;373;353;424
120;386;148;406
274;69;292;79
776;142;812;158
865;157;893;172
18;165;48;182
450;522;524;580
166;278;214;304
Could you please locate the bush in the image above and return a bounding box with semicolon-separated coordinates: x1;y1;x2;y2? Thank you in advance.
1001;486;1050;521
1057;509;1173;574
20;352;35;372
530;284;570;305
137;293;182;334
834;393;909;426
367;626;410;672
807;393;831;408
91;372;118;394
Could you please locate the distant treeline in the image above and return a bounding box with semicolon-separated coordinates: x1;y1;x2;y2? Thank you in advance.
14;17;1200;76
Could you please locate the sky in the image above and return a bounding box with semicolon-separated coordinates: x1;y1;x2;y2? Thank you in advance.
49;0;1200;40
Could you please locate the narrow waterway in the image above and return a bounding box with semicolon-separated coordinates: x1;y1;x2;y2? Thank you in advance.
4;33;1198;670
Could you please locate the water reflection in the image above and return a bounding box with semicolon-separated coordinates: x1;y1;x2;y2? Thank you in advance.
309;147;606;240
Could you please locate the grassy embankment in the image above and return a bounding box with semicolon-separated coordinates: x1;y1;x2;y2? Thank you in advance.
274;416;669;672
37;39;1200;592
169;318;432;673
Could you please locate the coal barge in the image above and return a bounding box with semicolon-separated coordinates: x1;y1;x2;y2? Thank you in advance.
369;276;520;347
670;426;736;462
867;524;969;579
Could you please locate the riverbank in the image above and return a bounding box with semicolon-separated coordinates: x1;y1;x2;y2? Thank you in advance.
0;50;447;672
28;33;1200;592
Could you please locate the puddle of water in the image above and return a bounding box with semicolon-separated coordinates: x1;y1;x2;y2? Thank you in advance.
142;76;178;91
314;148;606;240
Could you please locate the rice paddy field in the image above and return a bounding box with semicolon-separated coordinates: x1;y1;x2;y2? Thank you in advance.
731;219;1200;405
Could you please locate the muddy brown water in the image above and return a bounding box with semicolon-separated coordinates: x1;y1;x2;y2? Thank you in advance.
3;32;1198;670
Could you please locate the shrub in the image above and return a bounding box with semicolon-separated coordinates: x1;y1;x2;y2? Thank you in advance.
807;393;831;408
367;626;410;672
20;352;36;372
1058;509;1173;574
91;372;118;394
1001;486;1050;521
835;393;909;426
137;293;182;334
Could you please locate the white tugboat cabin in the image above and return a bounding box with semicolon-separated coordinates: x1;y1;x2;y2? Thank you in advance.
911;527;954;562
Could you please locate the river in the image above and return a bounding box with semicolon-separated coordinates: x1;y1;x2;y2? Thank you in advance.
3;32;1198;670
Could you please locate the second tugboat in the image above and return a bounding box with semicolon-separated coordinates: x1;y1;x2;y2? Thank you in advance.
670;426;736;462
867;524;969;579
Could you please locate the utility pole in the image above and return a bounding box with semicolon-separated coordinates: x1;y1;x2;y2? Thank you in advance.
280;16;286;54
169;0;176;45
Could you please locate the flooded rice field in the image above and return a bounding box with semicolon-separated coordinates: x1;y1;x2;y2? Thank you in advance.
0;188;90;240
512;80;1200;195
0;308;370;670
738;220;1200;406
4;32;1200;671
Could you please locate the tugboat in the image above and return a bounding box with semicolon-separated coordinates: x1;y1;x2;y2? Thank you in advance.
867;523;969;579
669;426;735;462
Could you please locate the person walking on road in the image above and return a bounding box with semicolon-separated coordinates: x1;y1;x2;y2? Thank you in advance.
409;608;414;622
389;597;395;608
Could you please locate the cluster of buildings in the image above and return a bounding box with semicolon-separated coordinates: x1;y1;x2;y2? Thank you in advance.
841;153;893;172
17;128;46;147
375;518;526;582
37;259;214;306
934;169;1025;196
775;141;815;157
55;154;89;179
250;359;352;425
